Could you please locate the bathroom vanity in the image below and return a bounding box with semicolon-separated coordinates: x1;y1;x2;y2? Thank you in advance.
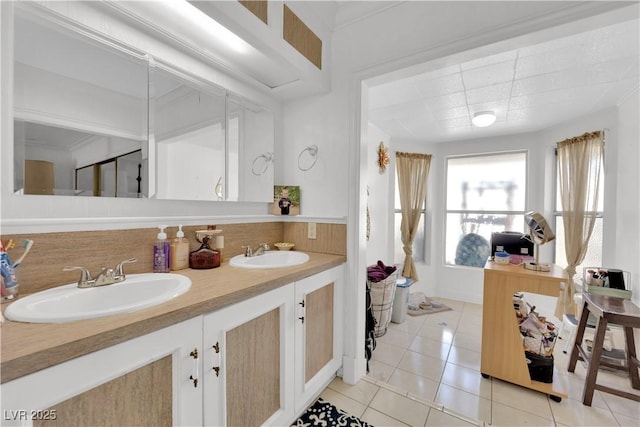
1;253;345;426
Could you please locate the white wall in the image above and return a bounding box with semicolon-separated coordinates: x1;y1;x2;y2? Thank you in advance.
365;123;393;266
615;88;640;306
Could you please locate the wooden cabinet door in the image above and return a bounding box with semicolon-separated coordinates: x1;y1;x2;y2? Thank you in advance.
203;284;295;426
294;264;344;413
1;317;203;427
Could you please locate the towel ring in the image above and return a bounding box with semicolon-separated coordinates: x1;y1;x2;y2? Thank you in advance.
298;145;318;171
252;152;274;176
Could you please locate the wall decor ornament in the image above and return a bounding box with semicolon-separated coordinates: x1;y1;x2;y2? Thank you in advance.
377;142;389;174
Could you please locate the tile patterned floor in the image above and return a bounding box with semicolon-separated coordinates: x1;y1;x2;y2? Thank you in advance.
320;298;640;426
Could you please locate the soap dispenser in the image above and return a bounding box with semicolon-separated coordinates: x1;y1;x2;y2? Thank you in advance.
153;225;170;273
170;225;189;271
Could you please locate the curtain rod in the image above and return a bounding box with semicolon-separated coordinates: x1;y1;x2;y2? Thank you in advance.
554;129;606;155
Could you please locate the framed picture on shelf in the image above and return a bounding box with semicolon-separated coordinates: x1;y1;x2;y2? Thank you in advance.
271;185;300;216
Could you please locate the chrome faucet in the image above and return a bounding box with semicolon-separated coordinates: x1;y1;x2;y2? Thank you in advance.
63;258;137;288
242;243;270;257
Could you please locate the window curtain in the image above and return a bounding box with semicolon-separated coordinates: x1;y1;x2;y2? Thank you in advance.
395;152;432;280
554;131;604;319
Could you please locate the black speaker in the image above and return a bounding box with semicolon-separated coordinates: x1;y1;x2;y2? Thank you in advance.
607;269;626;290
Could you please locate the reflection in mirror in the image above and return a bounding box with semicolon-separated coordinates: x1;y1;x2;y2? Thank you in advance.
226;94;275;202
74;150;143;197
153;66;226;201
13;9;148;197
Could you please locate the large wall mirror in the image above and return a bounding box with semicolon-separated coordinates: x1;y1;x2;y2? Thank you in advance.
152;65;227;201
12;3;275;202
13;10;148;197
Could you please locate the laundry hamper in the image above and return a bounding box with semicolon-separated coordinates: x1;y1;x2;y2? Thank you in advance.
368;271;398;337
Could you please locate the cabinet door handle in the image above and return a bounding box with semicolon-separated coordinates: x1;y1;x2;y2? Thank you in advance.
212;342;220;353
189;348;199;388
189;375;198;388
299;316;305;324
299;300;305;308
212;366;220;377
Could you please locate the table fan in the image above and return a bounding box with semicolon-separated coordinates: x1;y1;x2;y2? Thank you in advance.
524;211;555;272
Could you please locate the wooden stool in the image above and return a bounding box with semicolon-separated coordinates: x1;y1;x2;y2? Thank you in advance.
567;292;640;406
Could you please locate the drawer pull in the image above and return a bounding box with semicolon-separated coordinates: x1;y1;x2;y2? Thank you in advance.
213;366;220;377
299;316;305;324
212;342;220;353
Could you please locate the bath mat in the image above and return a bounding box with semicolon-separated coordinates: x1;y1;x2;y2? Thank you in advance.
407;292;451;316
292;397;371;426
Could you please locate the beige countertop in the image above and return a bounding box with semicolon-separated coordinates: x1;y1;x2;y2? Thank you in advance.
1;252;346;384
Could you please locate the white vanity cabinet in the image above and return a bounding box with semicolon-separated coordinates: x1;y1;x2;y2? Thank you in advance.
294;264;344;413
0;317;203;427
202;285;296;426
202;264;345;426
0;264;345;427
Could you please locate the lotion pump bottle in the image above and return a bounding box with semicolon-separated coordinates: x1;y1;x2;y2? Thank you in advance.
153;225;170;273
170;225;189;271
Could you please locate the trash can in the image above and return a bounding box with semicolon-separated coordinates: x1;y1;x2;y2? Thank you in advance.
391;276;414;324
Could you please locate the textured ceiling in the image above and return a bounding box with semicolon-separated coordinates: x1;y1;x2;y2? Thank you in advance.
368;17;640;144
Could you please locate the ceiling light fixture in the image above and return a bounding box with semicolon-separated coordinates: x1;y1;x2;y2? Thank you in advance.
472;111;496;128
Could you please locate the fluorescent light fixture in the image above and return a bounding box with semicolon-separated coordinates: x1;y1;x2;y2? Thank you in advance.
164;1;251;54
472;111;496;128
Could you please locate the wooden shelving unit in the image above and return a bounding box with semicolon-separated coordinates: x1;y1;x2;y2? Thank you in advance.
481;261;569;401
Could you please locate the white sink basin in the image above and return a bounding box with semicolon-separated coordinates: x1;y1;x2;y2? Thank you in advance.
4;273;191;323
229;251;310;269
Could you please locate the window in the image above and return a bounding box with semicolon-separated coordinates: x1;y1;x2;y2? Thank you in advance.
554;155;604;278
393;178;425;264
445;152;528;266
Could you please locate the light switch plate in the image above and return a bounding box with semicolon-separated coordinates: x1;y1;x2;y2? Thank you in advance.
308;222;317;239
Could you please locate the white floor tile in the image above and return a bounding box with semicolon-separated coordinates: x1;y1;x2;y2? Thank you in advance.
319;387;367;418
491;400;556;426
440;362;491;399
409;335;452;361
371;340;407;367
418;322;456;344
369;388;430;427
613;411;640;427
327;377;380;406
550;396;622;426
367;360;396;382
600;391;640;420
361;407;410;426
377;328;414;348
397;350;447;381
389;316;425;337
452;330;483;352
435;383;492;424
491;379;554;420
446;345;481;371
387;368;440;402
315;297;640;427
425;409;478;426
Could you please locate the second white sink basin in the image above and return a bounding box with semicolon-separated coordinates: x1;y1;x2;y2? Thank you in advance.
229;251;310;269
4;273;191;324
